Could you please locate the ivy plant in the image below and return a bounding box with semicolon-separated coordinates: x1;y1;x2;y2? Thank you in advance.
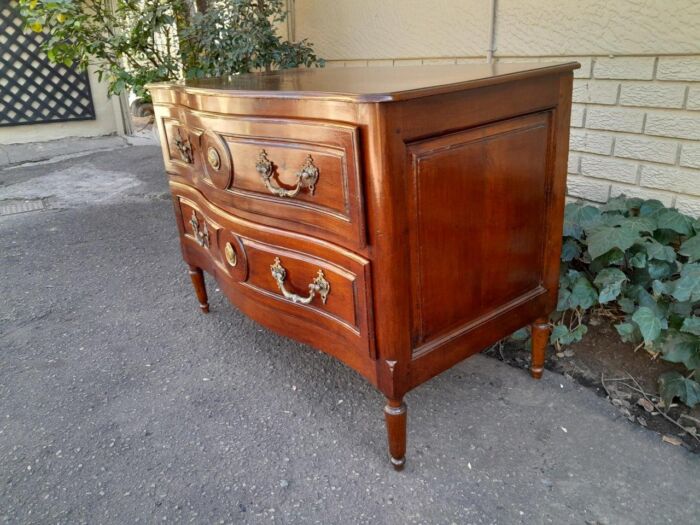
552;195;700;408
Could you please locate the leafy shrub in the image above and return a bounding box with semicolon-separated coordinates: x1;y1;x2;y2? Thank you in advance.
18;0;323;100
553;196;700;408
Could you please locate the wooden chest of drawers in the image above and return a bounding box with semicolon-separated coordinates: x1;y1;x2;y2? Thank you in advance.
150;62;578;469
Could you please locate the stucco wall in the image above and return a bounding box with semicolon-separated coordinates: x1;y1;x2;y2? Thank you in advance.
293;0;700;216
0;65;121;145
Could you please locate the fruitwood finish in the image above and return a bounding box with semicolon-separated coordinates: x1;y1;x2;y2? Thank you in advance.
150;62;578;470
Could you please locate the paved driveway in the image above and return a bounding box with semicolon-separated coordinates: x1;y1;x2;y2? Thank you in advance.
1;145;698;524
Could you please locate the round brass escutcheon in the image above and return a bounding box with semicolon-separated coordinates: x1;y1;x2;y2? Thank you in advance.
224;242;237;267
207;147;221;170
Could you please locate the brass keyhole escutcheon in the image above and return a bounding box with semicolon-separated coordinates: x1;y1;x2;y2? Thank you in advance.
224;242;237;267
207;147;221;170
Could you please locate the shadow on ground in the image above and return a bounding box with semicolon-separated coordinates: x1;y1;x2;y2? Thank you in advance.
1;146;698;524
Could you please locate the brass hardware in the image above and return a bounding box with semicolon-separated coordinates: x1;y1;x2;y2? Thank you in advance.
255;150;319;198
174;129;193;164
270;257;330;305
189;210;209;248
207;147;221;170
224;242;237;267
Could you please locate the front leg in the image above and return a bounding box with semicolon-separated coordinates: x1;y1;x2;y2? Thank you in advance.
384;398;407;470
188;265;209;313
530;317;550;379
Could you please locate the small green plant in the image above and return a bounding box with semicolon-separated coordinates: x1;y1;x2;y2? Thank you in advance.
18;0;322;101
552;195;700;408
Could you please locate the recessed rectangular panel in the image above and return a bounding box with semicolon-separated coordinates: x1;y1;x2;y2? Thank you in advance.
408;112;552;349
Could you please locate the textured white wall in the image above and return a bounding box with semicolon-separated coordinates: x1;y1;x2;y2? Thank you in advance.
294;0;700;216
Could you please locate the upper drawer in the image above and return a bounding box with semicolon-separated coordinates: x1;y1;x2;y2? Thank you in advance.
155;105;366;249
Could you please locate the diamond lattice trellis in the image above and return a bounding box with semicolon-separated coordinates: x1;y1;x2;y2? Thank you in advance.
0;0;96;127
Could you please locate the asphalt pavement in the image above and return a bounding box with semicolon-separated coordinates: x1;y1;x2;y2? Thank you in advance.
1;144;698;524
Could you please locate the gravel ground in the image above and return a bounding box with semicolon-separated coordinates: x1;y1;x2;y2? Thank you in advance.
1;145;698;524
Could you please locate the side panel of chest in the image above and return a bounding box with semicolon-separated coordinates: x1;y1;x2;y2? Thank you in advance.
407;112;552;352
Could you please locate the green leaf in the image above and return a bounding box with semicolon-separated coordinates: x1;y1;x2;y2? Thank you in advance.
681;317;700;337
550;324;588;346
602;195;627;212
556;287;572;312
569;275;598;310
639;199;665;217
658;371;700;408
647;260;675;280
652;279;673;296
510;327;530;341
594;268;627;304
623;216;657;234
563;204;602;240
632;306;662;344
679;235;700;262
629;251;647;268
587;225;640;260
671;263;700;302
642;239;677;263
561;238;581;262
618;297;636;314
656;209;693;235
550;324;569;345
615;322;638;343
661;331;700;370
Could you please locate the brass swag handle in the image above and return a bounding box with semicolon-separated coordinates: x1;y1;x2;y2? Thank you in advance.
270;257;330;305
256;150;319;198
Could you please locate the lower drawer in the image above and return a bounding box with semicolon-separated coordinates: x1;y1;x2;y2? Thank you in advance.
170;182;376;374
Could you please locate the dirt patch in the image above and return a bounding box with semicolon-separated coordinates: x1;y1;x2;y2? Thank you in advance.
484;316;700;453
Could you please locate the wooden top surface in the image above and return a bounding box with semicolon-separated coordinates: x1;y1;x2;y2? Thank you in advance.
148;62;579;102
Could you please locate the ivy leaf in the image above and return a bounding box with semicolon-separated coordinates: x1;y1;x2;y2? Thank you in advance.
618;297;636;314
652;279;673;296
632;306;662;344
561;238;581;262
587;225;640;260
647;260;675;280
671;263;700;302
629;251;647;268
661;331;700;370
510;327;530;341
638;199;664;217
594;268;627;304
641;239;677;263
563;204;602;240
656;209;693;236
556;287;572;311
615;322;639;343
681;317;700;336
658;371;700;408
550;324;569;345
602;195;627;213
624;216;657;234
569;276;598;310
550;324;588;346
679;235;700;262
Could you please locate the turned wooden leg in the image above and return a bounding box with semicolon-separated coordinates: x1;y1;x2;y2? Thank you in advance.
530;317;550;379
188;265;209;313
384;398;407;471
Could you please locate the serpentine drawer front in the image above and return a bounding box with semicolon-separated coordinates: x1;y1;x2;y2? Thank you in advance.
159;107;365;249
150;62;578;470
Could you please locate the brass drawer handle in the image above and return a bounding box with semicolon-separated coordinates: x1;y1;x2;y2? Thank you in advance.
189;210;209;248
256;150;319;198
270;257;330;305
